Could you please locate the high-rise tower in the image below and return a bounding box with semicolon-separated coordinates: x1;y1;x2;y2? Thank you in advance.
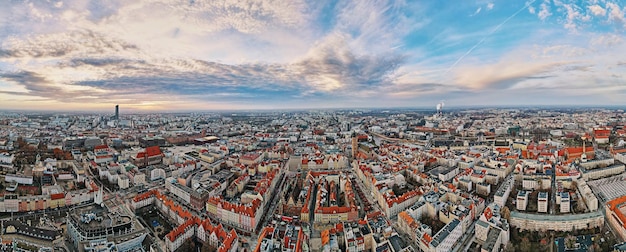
115;105;119;120
351;132;358;158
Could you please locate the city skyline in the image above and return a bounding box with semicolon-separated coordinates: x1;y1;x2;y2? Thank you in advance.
1;0;626;111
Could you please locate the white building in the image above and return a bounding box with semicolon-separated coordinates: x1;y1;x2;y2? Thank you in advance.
606;196;626;241
0;153;14;164
494;176;513;207
522;175;551;190
430;219;462;252
4;174;33;185
473;164;512;179
166;178;192;205
118;174;130;189
150;168;166;181
560;192;570;213
510;211;603;232
521;178;536;191
516;191;528;211
481;228;503;252
93;150;114;164
581;164;625;181
537;192;548;213
406;201;428;220
475;220;490;243
475;204;510;251
576;180;598;211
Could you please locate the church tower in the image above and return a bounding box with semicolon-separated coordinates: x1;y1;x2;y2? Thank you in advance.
94;187;103;205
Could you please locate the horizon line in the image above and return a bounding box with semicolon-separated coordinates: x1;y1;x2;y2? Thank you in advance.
1;104;625;114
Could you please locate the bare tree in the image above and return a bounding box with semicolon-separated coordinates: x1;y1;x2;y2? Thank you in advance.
500;206;511;221
520;237;532;252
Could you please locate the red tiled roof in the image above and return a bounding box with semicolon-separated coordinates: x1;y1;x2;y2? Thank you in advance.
608;196;626;229
146;146;161;156
166;217;197;242
50;193;64;200
422;232;432;244
253;227;274;252
137;146;162;158
385;188;422;207
217;229;238;252
94;145;109;151
594;128;611;138
399;211;417;228
484;207;493;220
241;152;260;161
133;190;157;202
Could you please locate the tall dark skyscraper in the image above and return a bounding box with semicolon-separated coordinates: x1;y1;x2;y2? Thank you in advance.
115;105;119;120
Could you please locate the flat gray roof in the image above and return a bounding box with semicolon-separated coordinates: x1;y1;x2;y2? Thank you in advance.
510;210;603;222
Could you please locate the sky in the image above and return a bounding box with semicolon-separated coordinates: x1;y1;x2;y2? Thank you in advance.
1;0;626;111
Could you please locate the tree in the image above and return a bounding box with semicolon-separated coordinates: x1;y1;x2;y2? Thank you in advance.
201;245;216;252
520;237;532;252
53;148;64;160
571;181;578;191
503;243;515;252
576;199;587;213
500;206;511;221
565;235;576;249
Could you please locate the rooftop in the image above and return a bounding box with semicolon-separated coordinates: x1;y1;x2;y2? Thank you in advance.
431;218;460;247
483;227;502;252
510;210;603;222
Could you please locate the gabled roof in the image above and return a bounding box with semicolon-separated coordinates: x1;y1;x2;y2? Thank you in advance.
137;146;162;158
166;217;196;242
422;232;432;245
217;229;238;252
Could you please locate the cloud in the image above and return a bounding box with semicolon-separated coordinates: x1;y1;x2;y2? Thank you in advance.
0;31;139;59
528;1;626;31
0;0;317;64
538;1;552;21
292;33;404;93
453;60;566;90
0;70;100;101
558;2;588;31
382;82;470;98
0;0;419;108
590;33;624;47
588;4;607;16
472;7;482;16
0;32;405;105
332;0;416;54
607;2;626;26
446;29;626;103
1;0;626;110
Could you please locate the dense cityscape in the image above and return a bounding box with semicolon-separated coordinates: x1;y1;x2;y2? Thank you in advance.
2;1;626;251
0;106;626;251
